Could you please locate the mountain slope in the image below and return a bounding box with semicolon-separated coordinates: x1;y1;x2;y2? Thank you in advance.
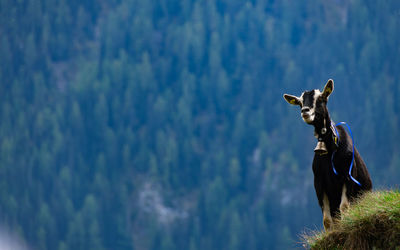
305;190;400;249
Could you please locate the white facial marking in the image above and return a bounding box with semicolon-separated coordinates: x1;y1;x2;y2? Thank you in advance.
301;89;322;124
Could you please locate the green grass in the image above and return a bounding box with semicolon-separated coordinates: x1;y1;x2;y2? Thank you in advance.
304;190;400;250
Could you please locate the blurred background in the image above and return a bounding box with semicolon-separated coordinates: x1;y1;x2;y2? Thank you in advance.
1;0;400;249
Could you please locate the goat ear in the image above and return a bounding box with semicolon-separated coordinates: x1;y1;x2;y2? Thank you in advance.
322;79;334;99
283;94;301;106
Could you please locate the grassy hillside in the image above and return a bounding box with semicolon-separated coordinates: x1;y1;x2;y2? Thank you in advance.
305;190;400;250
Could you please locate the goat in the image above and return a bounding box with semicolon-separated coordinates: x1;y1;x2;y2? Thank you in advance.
283;79;372;231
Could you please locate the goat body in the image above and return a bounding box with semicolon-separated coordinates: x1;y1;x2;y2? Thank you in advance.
313;125;372;229
283;79;372;230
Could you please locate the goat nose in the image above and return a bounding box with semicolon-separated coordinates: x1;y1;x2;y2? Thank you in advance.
301;107;310;113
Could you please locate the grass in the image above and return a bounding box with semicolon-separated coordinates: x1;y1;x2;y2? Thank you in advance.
303;190;400;250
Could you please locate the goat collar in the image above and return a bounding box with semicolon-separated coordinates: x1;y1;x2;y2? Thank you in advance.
314;120;339;155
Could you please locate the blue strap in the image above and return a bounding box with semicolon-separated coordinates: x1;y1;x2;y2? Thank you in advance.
331;122;339;175
331;151;338;175
331;122;362;187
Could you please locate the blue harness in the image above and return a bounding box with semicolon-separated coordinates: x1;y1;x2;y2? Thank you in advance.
331;122;362;187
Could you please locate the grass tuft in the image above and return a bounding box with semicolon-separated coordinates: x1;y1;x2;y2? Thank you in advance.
303;190;400;250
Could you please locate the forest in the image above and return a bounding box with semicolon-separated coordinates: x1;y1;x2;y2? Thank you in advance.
0;0;399;249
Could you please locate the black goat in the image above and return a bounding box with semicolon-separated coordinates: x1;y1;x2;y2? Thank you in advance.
283;79;372;230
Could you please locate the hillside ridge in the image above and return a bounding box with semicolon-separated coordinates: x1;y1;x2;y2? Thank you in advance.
304;190;400;249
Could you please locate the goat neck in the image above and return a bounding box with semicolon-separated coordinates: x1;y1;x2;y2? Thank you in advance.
313;112;337;154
